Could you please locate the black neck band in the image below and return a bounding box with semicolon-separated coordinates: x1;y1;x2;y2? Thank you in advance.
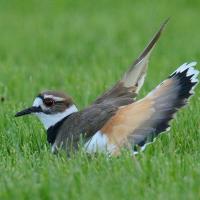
46;115;70;144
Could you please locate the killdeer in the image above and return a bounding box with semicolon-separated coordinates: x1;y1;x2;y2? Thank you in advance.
15;19;199;156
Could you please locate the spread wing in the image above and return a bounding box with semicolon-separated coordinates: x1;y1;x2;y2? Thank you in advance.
53;19;170;153
100;62;199;155
55;63;198;154
94;18;169;106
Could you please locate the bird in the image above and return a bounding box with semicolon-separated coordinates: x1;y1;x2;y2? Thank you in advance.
15;19;199;156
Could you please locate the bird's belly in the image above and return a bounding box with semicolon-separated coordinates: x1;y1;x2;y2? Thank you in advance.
84;131;115;154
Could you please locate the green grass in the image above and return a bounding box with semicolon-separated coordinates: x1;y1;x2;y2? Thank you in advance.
0;0;200;199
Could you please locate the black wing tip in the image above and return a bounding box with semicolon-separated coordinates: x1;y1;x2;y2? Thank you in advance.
133;61;199;154
170;62;199;100
170;62;199;82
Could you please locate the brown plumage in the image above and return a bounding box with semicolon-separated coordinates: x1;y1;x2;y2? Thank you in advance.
47;63;198;155
49;19;170;152
15;20;199;156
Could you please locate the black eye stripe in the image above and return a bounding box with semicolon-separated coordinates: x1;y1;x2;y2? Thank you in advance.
55;101;63;105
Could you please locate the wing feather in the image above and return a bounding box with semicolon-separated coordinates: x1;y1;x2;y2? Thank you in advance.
101;62;199;154
94;19;169;105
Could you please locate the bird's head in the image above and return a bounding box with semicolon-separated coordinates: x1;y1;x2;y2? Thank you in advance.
15;91;78;129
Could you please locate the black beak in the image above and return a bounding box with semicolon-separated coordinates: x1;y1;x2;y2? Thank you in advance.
15;106;42;117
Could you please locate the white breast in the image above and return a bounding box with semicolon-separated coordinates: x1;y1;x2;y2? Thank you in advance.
32;97;78;130
84;131;116;154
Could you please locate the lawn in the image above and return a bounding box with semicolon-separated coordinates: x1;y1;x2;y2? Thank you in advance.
0;0;200;199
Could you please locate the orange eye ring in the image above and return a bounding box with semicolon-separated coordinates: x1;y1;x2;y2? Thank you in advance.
43;98;55;107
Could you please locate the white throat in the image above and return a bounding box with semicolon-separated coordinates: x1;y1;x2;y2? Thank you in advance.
35;104;78;130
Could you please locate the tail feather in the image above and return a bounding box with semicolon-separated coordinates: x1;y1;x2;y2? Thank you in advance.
169;62;199;98
100;62;199;155
132;62;199;153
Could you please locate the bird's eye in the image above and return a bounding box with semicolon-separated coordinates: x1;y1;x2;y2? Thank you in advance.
43;98;55;107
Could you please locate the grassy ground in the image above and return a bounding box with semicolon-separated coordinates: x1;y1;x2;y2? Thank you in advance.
0;0;200;199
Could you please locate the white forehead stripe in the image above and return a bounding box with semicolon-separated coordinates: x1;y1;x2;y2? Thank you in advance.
44;95;65;101
33;97;43;107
